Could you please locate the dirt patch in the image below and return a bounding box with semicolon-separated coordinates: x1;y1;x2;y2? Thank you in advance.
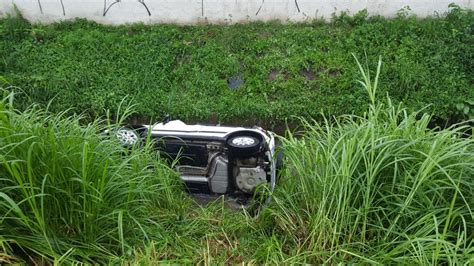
268;69;279;80
299;68;316;80
268;69;289;81
329;69;342;77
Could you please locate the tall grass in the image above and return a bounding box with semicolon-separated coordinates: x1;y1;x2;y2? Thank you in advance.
123;57;474;264
265;57;473;264
0;90;187;262
1;54;473;264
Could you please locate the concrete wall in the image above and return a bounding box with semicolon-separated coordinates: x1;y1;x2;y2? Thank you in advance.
0;0;472;24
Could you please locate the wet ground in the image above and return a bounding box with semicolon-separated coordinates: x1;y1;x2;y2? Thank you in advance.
189;193;251;210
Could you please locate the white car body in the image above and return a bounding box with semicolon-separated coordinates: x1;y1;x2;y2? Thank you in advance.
116;120;277;196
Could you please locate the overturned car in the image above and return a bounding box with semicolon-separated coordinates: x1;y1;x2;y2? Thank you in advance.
114;120;278;198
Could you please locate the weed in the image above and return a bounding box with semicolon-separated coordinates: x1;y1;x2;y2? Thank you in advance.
267;57;473;263
0;90;188;262
0;7;472;125
1;56;473;263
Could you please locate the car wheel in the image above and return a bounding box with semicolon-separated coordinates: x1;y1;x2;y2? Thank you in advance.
230;136;258;148
227;131;264;156
116;127;140;146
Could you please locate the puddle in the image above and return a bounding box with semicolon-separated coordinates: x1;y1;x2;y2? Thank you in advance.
228;74;245;90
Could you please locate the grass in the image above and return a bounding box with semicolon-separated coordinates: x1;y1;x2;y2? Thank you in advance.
1;6;473;126
266;57;473;263
1;55;472;263
0;89;188;263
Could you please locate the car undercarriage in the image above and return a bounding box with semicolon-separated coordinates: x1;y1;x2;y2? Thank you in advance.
114;120;277;205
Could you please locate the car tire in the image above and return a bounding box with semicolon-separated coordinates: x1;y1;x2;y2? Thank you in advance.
116;127;140;146
227;131;264;156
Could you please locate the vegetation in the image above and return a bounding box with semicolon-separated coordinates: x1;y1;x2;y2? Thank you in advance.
0;90;188;263
1;55;472;263
269;58;473;263
1;6;473;126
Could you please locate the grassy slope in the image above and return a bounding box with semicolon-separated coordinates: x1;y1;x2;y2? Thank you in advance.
1;7;473;264
1;59;473;264
1;8;473;125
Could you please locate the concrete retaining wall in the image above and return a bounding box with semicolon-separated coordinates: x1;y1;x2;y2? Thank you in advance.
0;0;472;24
